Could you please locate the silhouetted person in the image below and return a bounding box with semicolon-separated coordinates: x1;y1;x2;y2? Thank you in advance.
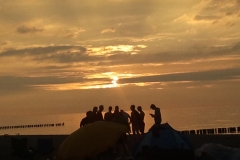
150;104;162;125
120;109;131;134
104;106;113;121
113;105;121;120
96;105;104;121
80;111;92;127
130;105;141;138
120;109;130;123
137;106;145;134
91;106;98;122
112;106;127;126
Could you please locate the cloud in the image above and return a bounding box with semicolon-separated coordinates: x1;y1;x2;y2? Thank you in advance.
87;44;147;56
16;25;44;34
0;41;7;46
118;68;240;84
66;28;86;38
231;41;240;52
194;14;220;21
1;39;240;68
105;44;240;66
0;75;85;93
174;0;240;27
199;0;240;18
0;45;88;63
101;28;116;34
1;67;239;93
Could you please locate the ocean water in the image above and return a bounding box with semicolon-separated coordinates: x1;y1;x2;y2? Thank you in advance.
1;106;240;135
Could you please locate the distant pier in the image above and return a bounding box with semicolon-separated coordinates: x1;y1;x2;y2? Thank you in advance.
0;122;64;130
181;126;240;135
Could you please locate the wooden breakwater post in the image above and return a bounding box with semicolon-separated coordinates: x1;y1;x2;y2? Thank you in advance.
0;122;65;130
181;126;240;135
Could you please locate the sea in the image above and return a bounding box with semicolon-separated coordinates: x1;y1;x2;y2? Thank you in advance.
1;106;240;136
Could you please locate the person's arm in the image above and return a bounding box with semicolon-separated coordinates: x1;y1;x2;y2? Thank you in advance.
130;113;133;123
150;113;154;117
80;119;84;127
127;113;131;118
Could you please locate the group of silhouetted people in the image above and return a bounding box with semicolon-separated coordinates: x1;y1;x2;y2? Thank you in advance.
80;104;162;137
80;105;146;136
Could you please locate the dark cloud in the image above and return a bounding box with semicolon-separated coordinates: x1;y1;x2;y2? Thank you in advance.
1;68;239;94
118;68;240;84
0;75;85;93
2;39;239;67
105;44;239;66
194;14;220;21
33;50;91;63
16;25;44;34
204;4;218;11
225;12;234;16
0;41;8;46
0;45;84;56
231;41;240;52
207;40;240;55
198;0;240;24
0;45;89;63
226;22;235;27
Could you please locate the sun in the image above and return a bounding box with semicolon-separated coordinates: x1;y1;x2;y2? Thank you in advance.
111;76;118;86
113;76;118;81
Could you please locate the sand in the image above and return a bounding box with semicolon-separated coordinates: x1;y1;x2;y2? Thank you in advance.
1;134;240;159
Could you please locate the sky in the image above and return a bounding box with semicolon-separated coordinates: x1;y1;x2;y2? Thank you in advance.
1;0;240;117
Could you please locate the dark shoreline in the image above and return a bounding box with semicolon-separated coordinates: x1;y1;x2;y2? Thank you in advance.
1;134;240;159
186;134;240;149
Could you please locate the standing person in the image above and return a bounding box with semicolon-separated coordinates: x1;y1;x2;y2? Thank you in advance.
91;106;98;122
113;105;121;120
104;106;113;121
112;105;124;124
137;106;145;134
120;109;131;123
96;105;104;121
120;109;131;134
80;111;92;127
150;104;162;125
130;105;141;139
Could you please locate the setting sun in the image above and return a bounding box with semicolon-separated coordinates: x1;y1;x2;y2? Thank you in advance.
111;76;118;86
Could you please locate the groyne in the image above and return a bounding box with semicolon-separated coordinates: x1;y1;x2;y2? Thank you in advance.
181;126;240;135
0;122;65;130
2;123;240;135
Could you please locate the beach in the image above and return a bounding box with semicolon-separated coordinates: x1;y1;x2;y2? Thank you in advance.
1;134;240;159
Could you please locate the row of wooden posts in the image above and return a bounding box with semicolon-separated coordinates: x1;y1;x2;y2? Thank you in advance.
0;122;64;130
1;123;239;135
181;126;240;135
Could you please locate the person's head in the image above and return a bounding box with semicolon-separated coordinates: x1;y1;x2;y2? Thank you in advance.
108;106;112;111
130;105;135;111
150;104;156;110
93;106;98;113
115;106;119;110
99;105;104;112
137;106;142;111
86;111;92;117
